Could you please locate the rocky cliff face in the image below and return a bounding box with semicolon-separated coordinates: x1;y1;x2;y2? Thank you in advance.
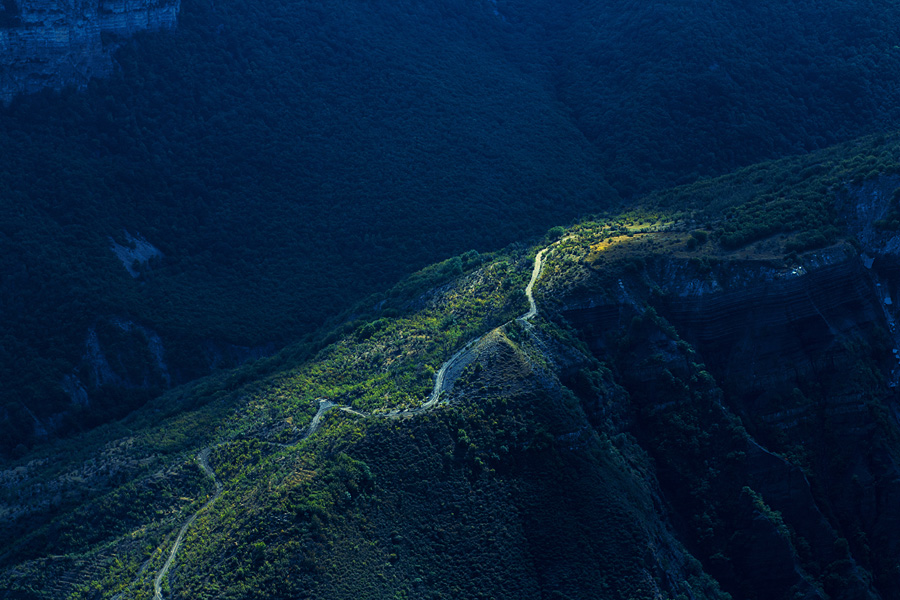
0;0;178;103
551;231;900;598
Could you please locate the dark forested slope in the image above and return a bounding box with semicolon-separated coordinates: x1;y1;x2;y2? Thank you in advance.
504;0;900;194
7;0;900;452
0;0;614;452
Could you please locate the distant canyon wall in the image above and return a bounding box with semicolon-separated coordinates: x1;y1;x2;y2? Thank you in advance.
0;0;179;104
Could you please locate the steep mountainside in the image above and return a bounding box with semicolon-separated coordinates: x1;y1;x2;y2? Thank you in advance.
3;137;900;599
7;0;900;455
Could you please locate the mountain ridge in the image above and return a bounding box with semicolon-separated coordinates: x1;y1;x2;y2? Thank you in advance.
5;134;900;598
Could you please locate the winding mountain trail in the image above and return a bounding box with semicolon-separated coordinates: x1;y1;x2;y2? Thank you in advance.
421;337;483;410
278;399;369;445
304;399;336;436
420;243;552;409
152;399;337;599
153;449;222;600
149;242;555;598
518;246;549;325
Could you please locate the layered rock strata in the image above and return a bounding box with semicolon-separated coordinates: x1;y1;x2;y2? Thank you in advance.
0;0;178;103
558;244;898;599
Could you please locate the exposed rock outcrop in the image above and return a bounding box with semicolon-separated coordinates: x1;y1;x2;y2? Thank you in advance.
109;231;163;277
0;0;178;104
555;243;894;599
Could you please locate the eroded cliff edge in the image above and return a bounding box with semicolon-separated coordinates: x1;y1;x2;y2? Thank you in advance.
0;0;178;103
532;209;900;599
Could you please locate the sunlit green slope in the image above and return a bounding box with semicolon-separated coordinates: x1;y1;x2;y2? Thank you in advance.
6;134;900;599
